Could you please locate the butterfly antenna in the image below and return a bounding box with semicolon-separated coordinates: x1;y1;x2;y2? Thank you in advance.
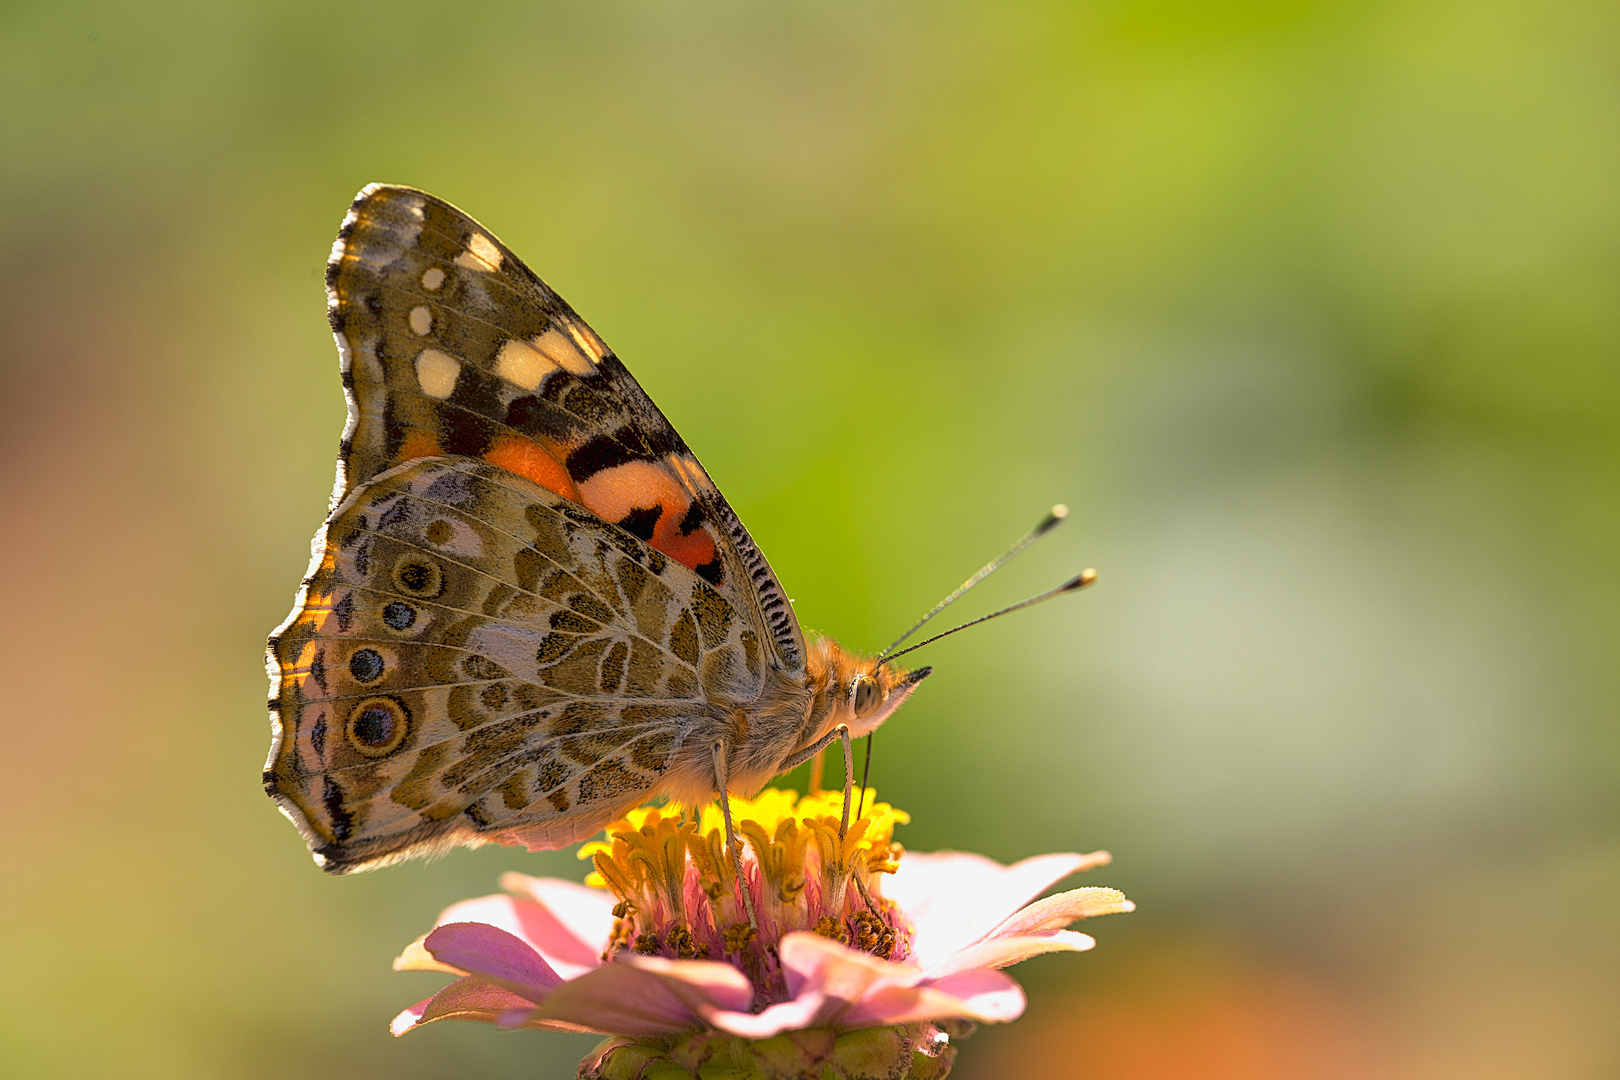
877;504;1070;660
877;569;1097;668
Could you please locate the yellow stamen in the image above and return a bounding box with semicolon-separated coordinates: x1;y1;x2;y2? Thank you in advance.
580;789;915;968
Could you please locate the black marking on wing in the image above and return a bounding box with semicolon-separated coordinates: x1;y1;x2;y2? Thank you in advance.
377;498;411;529
618;506;661;542
446;363;509;425
322;776;353;842
566;433;651;483
333;593;355;632
504;394;581;441
382;397;410;462
439;406;499;458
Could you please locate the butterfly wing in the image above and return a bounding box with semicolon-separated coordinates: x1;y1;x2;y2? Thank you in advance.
323;184;803;674
267;185;807;872
266;457;769;873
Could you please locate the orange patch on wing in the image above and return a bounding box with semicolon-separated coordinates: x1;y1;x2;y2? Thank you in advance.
578;461;719;572
484;434;579;502
287;636;323;692
398;430;442;462
652;509;717;571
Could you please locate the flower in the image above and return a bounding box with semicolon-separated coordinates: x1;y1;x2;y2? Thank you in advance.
392;789;1132;1078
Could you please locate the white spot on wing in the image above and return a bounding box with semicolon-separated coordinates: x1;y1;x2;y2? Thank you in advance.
421;267;445;290
495;338;559;391
563;321;607;364
409;306;432;335
415;349;461;399
533;326;595;376
454;232;502;272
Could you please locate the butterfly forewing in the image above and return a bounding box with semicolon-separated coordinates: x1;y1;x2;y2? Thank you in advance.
324;184;802;672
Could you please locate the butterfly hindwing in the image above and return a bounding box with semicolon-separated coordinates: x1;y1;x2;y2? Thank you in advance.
325;184;804;674
266;457;767;873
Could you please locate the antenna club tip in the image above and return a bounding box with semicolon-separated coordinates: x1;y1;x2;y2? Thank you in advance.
1066;568;1098;590
1036;504;1070;534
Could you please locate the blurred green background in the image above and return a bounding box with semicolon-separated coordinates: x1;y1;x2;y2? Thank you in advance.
3;1;1618;1076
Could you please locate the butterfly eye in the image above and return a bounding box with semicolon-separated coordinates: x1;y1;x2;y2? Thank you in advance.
851;675;883;716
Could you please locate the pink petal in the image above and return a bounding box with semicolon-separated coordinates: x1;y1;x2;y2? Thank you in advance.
887;851;1111;969
724;935;1028;1032
494;1008;604;1034
767;943;1027;1032
392;998;431;1036
842;968;1026;1029
922;929;1096;978
424;923;564;1004
984;887;1134;938
390;976;537;1035
777;932;924;1004
918;886;1131;977
924;969;1027;1022
393;934;462;975
499;873;616;968
500;959;709;1037
704;991;828;1039
621;954;755;1014
421;885;606;979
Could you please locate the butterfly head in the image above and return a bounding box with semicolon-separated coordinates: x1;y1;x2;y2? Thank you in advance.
846;663;931;737
810;638;931;739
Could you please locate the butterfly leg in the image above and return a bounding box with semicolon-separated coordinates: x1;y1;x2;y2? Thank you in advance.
830;727;883;917
711;740;760;935
779;725;857;838
780;727;882;916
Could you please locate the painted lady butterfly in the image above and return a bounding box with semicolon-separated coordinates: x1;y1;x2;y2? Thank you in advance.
265;185;933;875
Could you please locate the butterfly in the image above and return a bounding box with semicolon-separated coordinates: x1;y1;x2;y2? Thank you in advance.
264;185;936;876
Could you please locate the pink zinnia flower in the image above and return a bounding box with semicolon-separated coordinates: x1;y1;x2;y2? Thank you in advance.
392;790;1132;1078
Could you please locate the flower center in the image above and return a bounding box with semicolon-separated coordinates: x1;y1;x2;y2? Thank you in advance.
580;788;915;1003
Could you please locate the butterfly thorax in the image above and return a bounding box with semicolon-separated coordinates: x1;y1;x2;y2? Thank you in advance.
682;637;924;804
